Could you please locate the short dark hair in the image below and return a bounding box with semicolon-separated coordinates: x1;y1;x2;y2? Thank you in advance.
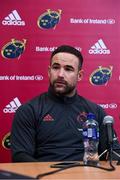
50;45;83;70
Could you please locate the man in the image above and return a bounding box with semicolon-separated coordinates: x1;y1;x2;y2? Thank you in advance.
11;45;120;162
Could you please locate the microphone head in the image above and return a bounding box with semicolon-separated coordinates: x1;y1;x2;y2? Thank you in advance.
103;115;114;125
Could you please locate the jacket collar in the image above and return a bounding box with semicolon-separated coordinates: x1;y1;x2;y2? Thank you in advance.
48;86;78;104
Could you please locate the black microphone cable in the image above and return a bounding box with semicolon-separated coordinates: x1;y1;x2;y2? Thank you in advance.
36;160;115;179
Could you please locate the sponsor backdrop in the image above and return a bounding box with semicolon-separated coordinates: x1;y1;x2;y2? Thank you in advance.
0;0;120;162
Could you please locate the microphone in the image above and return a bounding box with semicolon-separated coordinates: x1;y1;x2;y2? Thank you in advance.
103;115;114;145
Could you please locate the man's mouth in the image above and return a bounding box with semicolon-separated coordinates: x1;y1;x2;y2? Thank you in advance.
55;80;66;85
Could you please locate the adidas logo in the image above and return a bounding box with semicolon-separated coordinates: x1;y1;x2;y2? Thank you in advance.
3;97;22;113
89;39;110;55
43;114;54;121
2;10;25;26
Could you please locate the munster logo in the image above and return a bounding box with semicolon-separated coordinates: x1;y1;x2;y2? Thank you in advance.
89;66;113;86
37;9;62;29
2;132;11;149
1;39;26;59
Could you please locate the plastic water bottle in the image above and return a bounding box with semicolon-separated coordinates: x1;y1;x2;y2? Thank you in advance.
82;113;99;166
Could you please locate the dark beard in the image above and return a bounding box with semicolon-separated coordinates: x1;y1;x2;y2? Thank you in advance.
50;81;75;96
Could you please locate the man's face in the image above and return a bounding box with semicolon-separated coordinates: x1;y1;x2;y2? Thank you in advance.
48;52;83;97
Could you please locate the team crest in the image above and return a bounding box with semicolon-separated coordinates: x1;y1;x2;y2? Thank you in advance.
89;66;113;85
76;112;87;130
1;39;26;59
2;132;11;149
37;9;62;29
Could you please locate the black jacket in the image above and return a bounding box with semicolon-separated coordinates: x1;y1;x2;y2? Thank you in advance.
11;88;120;162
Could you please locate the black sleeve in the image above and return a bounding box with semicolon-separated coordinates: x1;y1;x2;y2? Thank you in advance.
11;103;38;162
12;152;38;162
112;131;120;160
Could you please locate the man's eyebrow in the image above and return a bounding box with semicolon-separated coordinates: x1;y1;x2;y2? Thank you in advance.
65;65;74;69
52;62;60;66
51;63;75;70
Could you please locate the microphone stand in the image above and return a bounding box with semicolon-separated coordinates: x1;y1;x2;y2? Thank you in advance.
99;141;120;165
100;118;120;165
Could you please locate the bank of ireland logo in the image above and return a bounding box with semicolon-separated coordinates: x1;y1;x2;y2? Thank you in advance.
37;9;62;29
1;39;26;59
89;66;113;85
89;39;110;55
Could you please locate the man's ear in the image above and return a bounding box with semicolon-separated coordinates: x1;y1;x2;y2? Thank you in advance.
48;66;51;78
78;69;84;81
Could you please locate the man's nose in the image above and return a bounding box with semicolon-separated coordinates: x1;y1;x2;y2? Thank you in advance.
58;68;65;77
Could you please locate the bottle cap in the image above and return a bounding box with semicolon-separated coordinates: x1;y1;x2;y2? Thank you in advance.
87;113;95;120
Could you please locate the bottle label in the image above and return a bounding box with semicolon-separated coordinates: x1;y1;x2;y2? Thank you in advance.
83;128;99;140
88;128;92;137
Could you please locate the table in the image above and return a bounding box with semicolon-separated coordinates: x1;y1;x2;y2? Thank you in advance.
0;161;120;179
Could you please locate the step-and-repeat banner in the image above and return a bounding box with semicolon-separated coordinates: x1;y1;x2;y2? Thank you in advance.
0;0;120;162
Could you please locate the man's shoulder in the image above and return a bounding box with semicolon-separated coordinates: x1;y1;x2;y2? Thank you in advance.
77;94;104;111
29;91;48;103
17;92;48;111
77;95;97;105
77;95;106;120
